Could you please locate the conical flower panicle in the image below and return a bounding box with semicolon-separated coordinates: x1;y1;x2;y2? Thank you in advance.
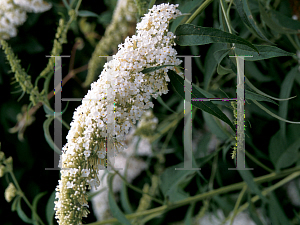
54;3;182;224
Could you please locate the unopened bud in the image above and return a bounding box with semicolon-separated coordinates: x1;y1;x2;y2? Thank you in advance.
5;183;17;202
0;165;6;177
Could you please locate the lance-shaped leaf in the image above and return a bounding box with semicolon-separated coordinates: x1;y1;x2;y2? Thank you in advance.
43;116;61;155
174;24;259;53
108;173;132;225
259;2;300;34
234;44;295;61
234;0;273;44
245;90;278;105
168;70;236;132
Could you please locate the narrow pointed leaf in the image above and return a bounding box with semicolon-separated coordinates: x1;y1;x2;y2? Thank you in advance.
17;199;34;224
259;3;300;34
246;90;278;105
279;66;298;137
252;100;300;124
234;0;273;44
204;44;228;90
234;44;295;61
78;10;99;18
46;191;55;225
271;10;300;32
175;24;259;53
160;162;196;203
238;169;268;203
168;70;236;132
32;192;47;225
11;195;21;212
245;77;297;101
43;116;62;155
108;173;132;225
156;96;177;114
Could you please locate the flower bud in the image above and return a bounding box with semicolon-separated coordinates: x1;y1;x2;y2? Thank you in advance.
0;165;6;177
4;182;17;202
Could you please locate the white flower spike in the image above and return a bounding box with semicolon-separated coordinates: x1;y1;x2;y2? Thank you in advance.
54;3;182;224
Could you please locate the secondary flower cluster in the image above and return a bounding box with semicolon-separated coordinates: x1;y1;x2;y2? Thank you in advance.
0;0;51;40
84;0;137;87
54;3;182;225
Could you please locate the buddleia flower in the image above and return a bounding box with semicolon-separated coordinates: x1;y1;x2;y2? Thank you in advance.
54;3;182;224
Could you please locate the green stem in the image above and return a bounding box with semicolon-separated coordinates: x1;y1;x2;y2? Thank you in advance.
109;166;164;205
286;34;300;51
225;171;300;224
245;150;274;173
185;0;214;24
220;0;232;34
75;0;82;12
230;185;247;225
86;166;300;225
9;172;46;225
226;0;233;19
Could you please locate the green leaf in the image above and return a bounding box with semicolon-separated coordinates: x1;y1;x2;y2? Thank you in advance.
204;43;227;90
202;111;229;141
238;169;268;203
17;198;34;224
270;10;300;32
120;162;134;214
269;124;300;171
11;195;21;212
169;0;202;33
245;76;296;101
246;90;278;105
279;66;298;138
78;10;99;18
32;192;47;225
213;48;233;75
252;100;300;124
61;101;70;115
62;0;70;10
234;44;295;61
192;83;230;107
259;3;299;34
248;192;265;225
168;70;236;132
245;61;273;82
234;0;273;44
276;138;300;171
141;65;177;74
43;104;54;116
156;96;178;114
120;181;134;214
190;46;204;73
184;203;195;225
159;163;196;203
213;48;232;64
43;116;62;155
269;192;293;225
174;24;259;53
216;64;233;75
107;173;132;225
87;187;106;201
46;191;55;225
